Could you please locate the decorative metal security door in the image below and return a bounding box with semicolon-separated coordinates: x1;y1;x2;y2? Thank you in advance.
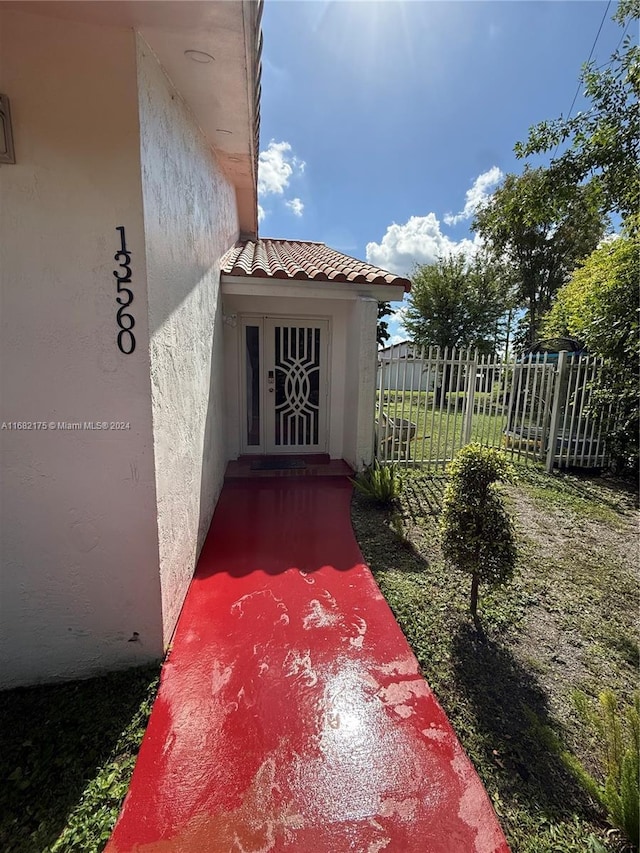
265;319;328;453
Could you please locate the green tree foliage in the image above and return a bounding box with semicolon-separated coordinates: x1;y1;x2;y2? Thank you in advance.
515;1;640;225
404;254;511;354
566;691;640;849
473;167;606;346
377;301;393;347
544;233;639;472
440;445;517;621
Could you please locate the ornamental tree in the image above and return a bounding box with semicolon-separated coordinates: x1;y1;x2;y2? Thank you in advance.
440;444;517;622
377;301;393;347
404;254;511;355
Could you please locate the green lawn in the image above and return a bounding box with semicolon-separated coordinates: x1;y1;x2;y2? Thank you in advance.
351;463;639;852
378;389;518;465
0;665;160;853
2;464;636;853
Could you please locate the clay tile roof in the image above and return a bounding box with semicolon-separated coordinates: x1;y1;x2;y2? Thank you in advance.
221;239;411;291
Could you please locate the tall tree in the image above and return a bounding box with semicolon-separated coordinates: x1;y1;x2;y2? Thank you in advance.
544;231;639;473
472;167;605;346
404;254;511;354
377;302;393;347
515;0;640;226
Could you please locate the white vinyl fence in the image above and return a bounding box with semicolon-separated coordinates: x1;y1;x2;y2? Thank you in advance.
376;346;613;471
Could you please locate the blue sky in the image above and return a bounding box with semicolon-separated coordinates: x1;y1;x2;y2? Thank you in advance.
257;1;625;343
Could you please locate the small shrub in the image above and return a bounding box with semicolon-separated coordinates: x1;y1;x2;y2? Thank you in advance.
566;690;640;849
351;460;403;506
440;444;517;620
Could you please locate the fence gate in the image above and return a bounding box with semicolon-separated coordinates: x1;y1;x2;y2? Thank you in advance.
375;346;612;471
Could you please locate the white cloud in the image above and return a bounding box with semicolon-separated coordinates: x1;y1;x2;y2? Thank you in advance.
366;213;482;276
366;168;505;276
388;333;406;346
258;140;305;197
257;204;266;223
393;303;409;325
383;304;411;347
443;166;503;226
285;197;304;217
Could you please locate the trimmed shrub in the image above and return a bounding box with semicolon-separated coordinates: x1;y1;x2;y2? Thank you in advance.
440;444;517;620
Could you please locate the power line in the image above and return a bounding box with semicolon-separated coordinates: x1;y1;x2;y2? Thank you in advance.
552;0;613;158
611;15;632;57
587;17;631;72
565;0;612;123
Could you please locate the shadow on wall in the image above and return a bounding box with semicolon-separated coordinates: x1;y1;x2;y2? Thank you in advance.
196;297;228;563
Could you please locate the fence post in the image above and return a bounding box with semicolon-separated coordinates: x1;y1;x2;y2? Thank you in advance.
463;349;478;445
546;350;567;473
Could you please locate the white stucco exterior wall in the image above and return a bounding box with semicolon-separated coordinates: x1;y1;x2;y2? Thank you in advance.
0;11;163;687
344;297;378;469
136;36;239;644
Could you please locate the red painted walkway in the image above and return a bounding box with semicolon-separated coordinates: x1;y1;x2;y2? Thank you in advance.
107;477;510;853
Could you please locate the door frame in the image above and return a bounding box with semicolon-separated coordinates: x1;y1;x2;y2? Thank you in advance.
238;314;331;455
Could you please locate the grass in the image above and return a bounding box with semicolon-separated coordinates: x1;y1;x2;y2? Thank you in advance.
0;665;160;853
351;463;639;853
377;389;526;465
1;464;636;853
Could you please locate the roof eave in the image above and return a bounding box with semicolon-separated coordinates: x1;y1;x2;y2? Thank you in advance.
221;274;407;303
7;1;262;237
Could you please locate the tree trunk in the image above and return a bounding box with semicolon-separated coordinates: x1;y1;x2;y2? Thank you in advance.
435;363;452;408
470;571;479;621
504;308;512;361
529;297;537;346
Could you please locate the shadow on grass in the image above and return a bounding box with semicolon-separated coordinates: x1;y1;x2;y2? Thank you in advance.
567;470;639;506
401;474;446;522
451;623;595;821
516;465;639;513
0;664;160;853
352;495;436;574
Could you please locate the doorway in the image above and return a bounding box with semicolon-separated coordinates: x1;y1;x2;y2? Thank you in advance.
241;317;329;454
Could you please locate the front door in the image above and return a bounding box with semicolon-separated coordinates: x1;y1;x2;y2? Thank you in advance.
241;317;329;454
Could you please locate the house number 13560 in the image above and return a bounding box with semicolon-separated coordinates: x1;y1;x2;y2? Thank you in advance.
113;226;135;354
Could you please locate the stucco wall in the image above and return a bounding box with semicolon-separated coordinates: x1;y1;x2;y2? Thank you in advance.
345;297;378;469
0;11;163;687
136;36;239;644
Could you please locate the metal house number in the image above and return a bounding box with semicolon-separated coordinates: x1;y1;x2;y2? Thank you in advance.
113;226;135;354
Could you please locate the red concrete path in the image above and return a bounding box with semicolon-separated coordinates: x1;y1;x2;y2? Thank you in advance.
107;477;510;853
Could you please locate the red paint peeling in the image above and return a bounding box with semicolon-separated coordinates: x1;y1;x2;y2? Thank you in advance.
107;477;510;853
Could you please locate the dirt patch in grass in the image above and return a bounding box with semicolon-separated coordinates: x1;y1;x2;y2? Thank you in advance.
508;475;639;701
351;464;639;853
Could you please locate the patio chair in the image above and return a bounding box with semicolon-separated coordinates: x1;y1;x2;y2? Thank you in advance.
377;411;417;460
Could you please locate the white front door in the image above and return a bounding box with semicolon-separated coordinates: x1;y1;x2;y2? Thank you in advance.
240;317;329;454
